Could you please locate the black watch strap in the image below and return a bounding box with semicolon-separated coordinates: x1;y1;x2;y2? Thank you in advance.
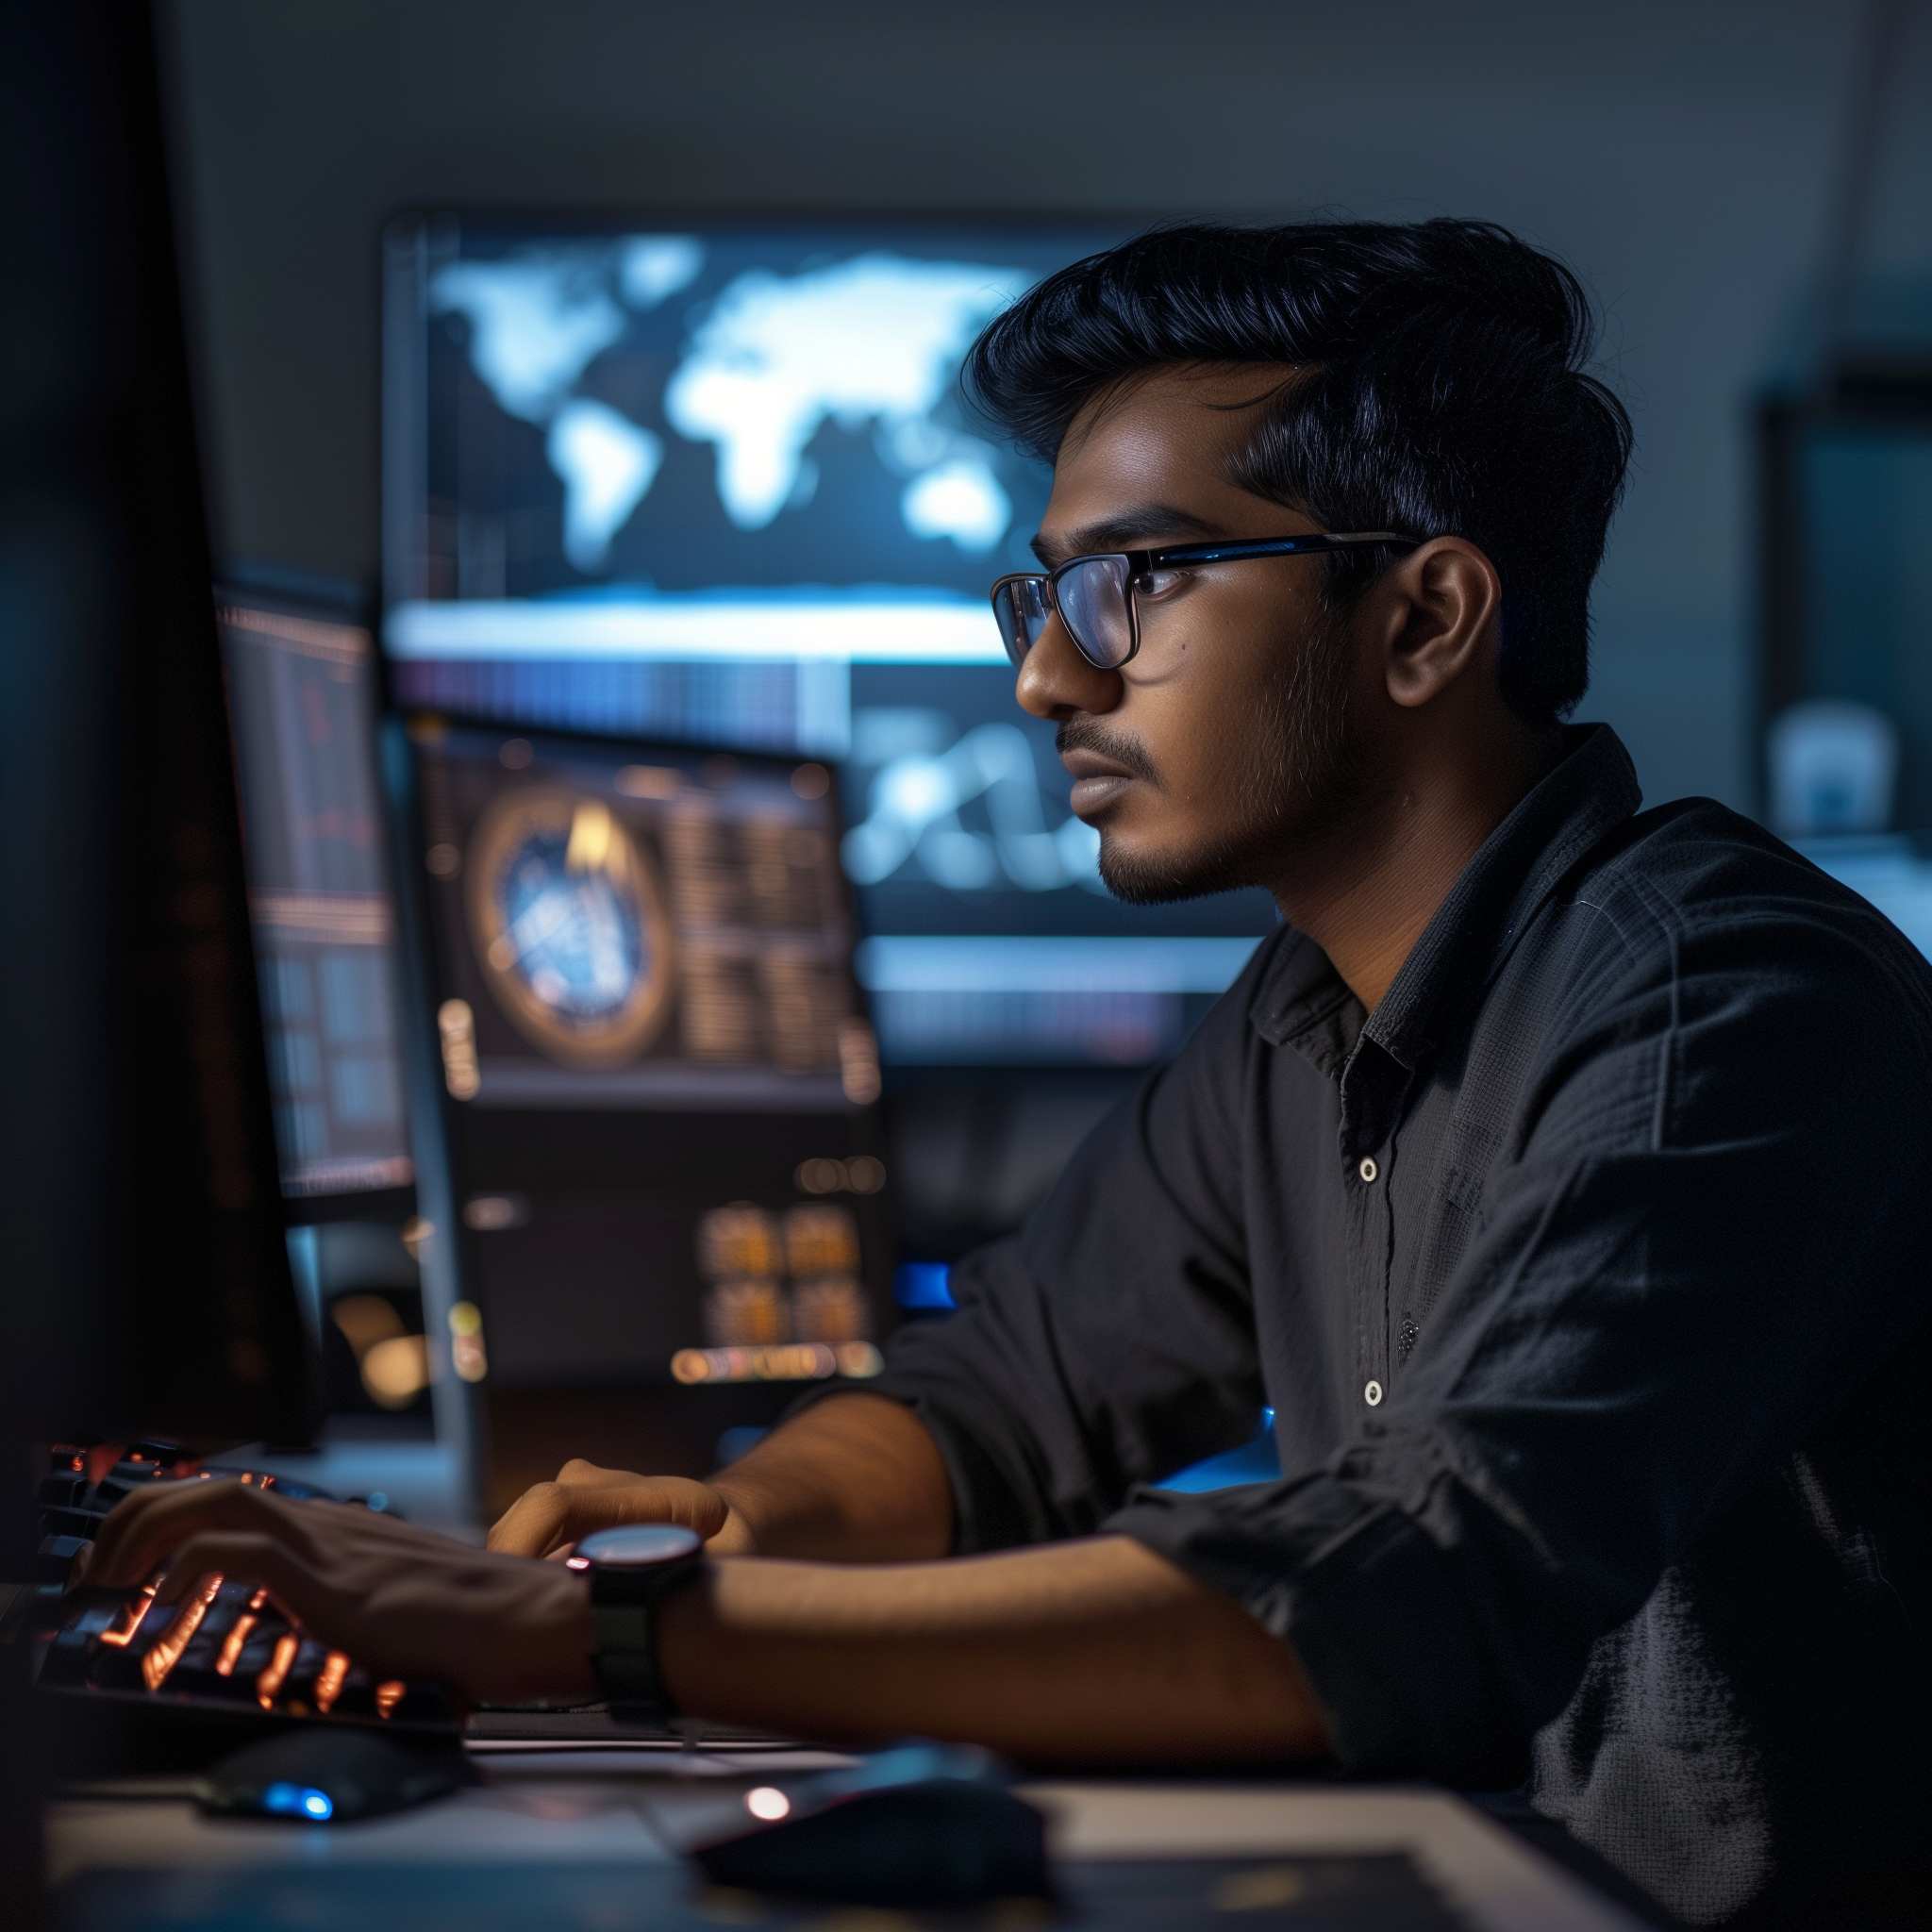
575;1524;705;1719
591;1599;674;1708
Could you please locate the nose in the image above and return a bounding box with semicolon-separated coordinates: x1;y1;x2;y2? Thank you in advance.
1013;607;1124;721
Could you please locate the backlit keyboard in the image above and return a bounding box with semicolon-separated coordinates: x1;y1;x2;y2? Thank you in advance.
28;1440;454;1732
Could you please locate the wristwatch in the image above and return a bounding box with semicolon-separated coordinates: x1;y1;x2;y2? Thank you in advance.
571;1523;705;1717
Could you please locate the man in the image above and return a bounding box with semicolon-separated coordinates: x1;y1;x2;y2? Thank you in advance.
91;222;1927;1928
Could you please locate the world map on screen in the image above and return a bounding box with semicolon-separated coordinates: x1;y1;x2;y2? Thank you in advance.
431;237;1030;581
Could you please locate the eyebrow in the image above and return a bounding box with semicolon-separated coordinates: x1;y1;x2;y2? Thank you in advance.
1029;504;1231;569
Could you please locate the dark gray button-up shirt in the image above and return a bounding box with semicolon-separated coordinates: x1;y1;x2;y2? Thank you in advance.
858;725;1929;1929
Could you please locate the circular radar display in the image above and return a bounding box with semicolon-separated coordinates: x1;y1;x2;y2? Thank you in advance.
466;789;674;1068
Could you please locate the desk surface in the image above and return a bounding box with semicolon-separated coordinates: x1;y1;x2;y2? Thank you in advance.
48;1741;1649;1932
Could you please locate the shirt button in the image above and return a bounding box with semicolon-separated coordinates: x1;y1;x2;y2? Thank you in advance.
1364;1380;1384;1407
1357;1157;1379;1184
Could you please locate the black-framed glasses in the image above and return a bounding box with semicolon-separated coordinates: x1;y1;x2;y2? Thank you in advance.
989;532;1417;671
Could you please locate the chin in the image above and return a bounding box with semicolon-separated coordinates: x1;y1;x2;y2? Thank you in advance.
1096;830;1263;906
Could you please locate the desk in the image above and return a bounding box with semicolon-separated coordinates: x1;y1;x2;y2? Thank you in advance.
47;1739;1654;1932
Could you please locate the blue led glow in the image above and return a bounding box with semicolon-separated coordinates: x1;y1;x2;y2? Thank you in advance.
260;1781;333;1821
893;1262;954;1310
1157;1409;1280;1493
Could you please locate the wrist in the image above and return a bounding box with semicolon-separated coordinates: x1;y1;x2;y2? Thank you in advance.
548;1575;602;1702
474;1564;599;1705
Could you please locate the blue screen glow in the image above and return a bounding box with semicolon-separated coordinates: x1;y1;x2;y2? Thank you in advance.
893;1262;955;1309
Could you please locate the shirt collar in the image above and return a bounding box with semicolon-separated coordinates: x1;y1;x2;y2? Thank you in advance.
1253;724;1642;1074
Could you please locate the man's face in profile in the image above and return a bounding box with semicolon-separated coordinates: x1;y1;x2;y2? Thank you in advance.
1017;365;1380;907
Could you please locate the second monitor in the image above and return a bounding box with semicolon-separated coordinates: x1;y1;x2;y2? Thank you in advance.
404;719;891;1498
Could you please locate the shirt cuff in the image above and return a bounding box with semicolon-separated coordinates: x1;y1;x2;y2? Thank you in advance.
778;1372;1056;1553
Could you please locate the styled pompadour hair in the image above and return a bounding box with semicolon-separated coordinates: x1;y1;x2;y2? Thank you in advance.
965;220;1632;724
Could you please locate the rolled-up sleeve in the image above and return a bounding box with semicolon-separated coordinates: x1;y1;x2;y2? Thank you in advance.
846;945;1276;1553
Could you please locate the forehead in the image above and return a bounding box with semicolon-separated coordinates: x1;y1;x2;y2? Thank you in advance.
1044;363;1296;520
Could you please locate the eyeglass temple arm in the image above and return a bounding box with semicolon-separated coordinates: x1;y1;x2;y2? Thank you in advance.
1139;532;1416;569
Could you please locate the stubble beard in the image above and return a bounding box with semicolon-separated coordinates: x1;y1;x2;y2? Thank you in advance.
1091;616;1374;907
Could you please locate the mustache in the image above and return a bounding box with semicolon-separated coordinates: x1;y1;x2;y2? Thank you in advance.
1055;718;1160;787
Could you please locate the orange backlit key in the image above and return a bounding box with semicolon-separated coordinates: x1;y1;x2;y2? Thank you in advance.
141;1574;224;1692
214;1589;269;1677
255;1632;299;1709
312;1652;351;1715
97;1580;160;1649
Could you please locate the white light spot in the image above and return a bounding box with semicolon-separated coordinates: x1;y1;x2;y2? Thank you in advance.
619;235;705;309
745;1787;791;1821
902;458;1011;554
546;400;663;573
663;255;1025;530
430;255;625;424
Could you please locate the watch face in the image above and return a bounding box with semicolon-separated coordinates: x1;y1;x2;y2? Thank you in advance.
465;788;675;1068
578;1524;704;1568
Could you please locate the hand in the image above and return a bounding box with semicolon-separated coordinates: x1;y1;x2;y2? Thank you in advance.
487;1459;755;1559
80;1478;596;1704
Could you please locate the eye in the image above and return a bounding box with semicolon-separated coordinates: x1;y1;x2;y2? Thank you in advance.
1133;568;1189;598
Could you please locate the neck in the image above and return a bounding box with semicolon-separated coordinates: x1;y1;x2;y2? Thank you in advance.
1271;719;1565;1011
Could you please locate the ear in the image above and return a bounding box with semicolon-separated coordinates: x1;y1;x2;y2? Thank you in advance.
1374;539;1503;710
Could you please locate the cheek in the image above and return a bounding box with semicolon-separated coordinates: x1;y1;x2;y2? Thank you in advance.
1125;640;1283;819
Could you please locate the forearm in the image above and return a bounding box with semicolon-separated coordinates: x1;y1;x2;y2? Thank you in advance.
708;1392;953;1561
658;1533;1329;1767
86;1480;1329;1762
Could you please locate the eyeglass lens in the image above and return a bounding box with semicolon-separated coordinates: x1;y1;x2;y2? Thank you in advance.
1054;556;1136;669
991;576;1053;669
992;557;1138;671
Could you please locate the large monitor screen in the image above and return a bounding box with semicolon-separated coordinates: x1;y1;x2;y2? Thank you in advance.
383;216;1276;1065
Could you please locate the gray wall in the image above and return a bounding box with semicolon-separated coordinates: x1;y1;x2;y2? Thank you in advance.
159;0;1920;811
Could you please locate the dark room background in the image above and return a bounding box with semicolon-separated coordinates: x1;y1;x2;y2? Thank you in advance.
159;0;1932;815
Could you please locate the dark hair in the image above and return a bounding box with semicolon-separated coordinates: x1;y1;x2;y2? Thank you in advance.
965;220;1632;724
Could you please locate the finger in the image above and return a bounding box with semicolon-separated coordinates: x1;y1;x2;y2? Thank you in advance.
547;1478;729;1549
487;1480;578;1557
488;1475;729;1557
88;1481;304;1589
101;1487;308;1591
487;1467;639;1557
81;1480;178;1582
143;1532;329;1637
86;1477;240;1581
554;1459;645;1486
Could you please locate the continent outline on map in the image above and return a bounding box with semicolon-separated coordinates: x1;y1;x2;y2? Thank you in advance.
435;241;1031;575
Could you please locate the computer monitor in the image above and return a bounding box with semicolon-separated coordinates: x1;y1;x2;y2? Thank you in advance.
381;216;1277;1068
0;0;312;1459
400;719;891;1499
218;587;415;1212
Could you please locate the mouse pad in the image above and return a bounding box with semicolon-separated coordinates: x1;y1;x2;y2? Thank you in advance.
56;1855;1469;1931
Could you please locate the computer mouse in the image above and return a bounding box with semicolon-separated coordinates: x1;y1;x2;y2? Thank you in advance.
692;1744;1049;1905
198;1726;467;1823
